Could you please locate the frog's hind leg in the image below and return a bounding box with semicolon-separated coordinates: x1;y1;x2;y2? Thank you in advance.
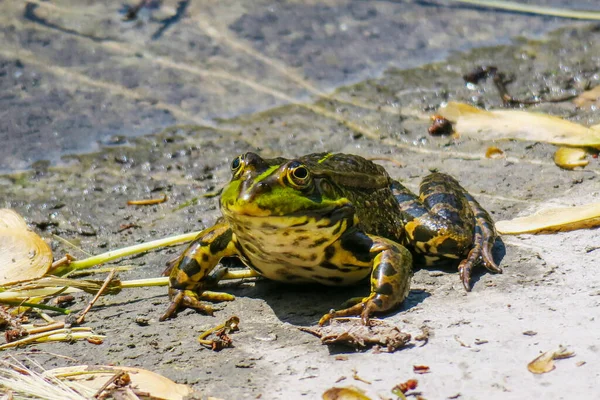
392;173;500;290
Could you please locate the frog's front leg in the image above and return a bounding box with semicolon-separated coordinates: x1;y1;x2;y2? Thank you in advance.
160;222;238;321
318;233;413;326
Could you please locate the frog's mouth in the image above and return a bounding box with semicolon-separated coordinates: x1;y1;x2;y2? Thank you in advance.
221;202;355;227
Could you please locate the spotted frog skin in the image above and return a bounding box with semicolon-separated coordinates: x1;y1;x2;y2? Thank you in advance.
161;152;500;324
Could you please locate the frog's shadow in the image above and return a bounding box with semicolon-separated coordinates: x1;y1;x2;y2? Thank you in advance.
229;280;431;326
220;238;506;326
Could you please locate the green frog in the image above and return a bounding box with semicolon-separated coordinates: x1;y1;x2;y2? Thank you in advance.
161;152;500;325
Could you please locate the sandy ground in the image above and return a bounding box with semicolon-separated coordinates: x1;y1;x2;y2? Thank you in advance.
1;1;600;399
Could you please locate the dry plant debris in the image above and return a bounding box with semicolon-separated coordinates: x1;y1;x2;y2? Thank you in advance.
485;146;505;159
527;346;575;374
46;364;194;399
496;203;600;234
413;365;430;374
553;147;590;170
300;318;411;352
391;379;418;399
127;194;168;206
437;102;600;147
197;316;240;351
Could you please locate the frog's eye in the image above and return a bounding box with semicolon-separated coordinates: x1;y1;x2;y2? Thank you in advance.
286;162;311;188
231;155;243;174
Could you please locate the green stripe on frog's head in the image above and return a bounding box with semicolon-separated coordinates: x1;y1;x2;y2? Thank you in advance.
220;152;351;218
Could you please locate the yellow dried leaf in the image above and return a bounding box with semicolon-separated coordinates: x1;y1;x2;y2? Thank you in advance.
437;102;600;147
553;147;589;170
323;387;372;400
47;365;194;400
573;85;600;108
496;203;600;234
0;209;29;230
485;146;505;159
528;346;575;374
0;209;53;285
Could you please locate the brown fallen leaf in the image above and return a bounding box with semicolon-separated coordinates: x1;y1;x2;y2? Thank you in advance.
322;386;372;400
553;147;589;170
437;102;600;147
391;379;418;398
0;209;53;285
496;203;600;234
485;146;505;159
300;319;411;352
527;346;575;374
413;365;430;374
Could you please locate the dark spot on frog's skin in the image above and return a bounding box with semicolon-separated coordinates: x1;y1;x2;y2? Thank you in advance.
320;261;340;270
301;266;314;271
282;231;290;237
436;237;459;255
376;283;394;296
293;235;310;246
290;220;309;227
339;267;355;273
371;298;383;308
340;231;373;263
178;256;200;280
309;237;329;248
411;225;434;243
209;229;233;254
372;262;396;277
332;222;344;236
423;192;460;209
261;222;279;230
324;245;336;260
309;253;318;262
201;253;209;262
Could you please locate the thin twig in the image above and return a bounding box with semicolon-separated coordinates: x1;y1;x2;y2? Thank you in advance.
75;270;116;325
93;370;127;399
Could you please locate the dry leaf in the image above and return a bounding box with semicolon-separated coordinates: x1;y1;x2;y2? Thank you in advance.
573;85;600;108
527;346;575;374
496;203;600;234
47;365;194;400
322;386;372;400
485;146;505;159
553;147;589;170
300;319;411;352
0;209;53;285
437;102;600;147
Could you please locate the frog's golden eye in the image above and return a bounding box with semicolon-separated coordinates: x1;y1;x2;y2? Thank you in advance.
231;155;243;174
286;162;311;188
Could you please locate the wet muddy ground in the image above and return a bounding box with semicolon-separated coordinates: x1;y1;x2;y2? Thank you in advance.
1;1;600;399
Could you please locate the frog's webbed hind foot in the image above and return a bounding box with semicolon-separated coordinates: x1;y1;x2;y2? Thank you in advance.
460;193;502;291
159;288;235;321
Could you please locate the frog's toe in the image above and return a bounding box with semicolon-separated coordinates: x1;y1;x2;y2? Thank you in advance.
459;245;502;292
318;294;391;326
318;302;368;326
160;289;215;321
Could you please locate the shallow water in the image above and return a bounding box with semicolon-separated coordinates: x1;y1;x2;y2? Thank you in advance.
1;0;599;172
